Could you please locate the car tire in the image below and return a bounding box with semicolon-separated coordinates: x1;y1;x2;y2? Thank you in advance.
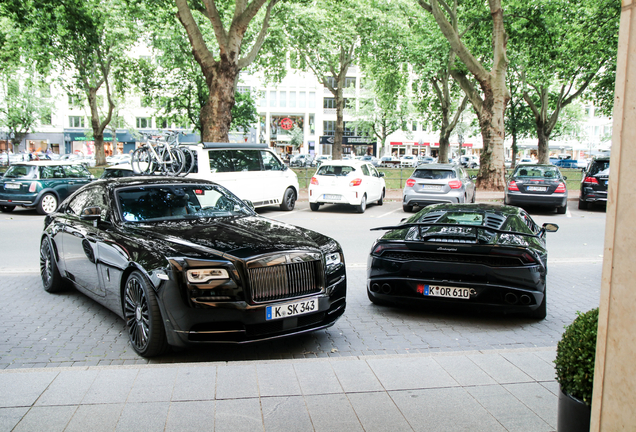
403;203;414;212
578;200;588;210
556;204;567;214
280;188;296;211
310;203;320;211
37;193;58;215
378;189;385;206
355;194;367;213
40;238;65;293
528;292;547;320
0;205;15;213
124;271;169;357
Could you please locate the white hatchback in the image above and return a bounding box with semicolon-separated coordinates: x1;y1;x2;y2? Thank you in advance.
308;160;386;213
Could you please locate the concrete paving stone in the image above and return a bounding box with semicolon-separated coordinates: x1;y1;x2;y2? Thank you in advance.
504;382;558;428
347;391;413;432
12;405;77;432
500;352;557;382
305;393;364;432
540;380;560;398
165;400;215;432
0;371;58;408
257;363;302;397
466;384;553;432
128;367;178;403
215;398;262;432
35;369;98;406
367;356;459;391
171;366;217;402
115;401;170;432
466;353;534;384
261;396;313;432
0;407;29;432
331;359;384;393
390;387;506;432
216;364;259;400
294;361;343;395
64;403;124;432
81;368;138;404
432;355;497;387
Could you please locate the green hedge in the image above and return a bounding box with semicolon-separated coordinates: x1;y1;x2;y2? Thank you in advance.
554;308;599;406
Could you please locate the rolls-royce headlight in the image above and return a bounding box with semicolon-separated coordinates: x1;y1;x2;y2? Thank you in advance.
325;252;342;266
186;268;229;283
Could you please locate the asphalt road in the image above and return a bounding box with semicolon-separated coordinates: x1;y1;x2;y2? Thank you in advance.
0;200;605;369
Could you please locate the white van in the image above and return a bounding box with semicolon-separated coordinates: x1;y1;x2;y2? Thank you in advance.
184;142;299;211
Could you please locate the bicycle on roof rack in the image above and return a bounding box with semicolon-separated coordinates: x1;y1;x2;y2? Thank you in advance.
131;130;196;176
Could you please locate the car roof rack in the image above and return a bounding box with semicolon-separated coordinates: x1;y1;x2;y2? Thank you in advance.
197;142;269;149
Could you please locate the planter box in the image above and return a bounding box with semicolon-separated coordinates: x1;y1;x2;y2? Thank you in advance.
558;386;591;432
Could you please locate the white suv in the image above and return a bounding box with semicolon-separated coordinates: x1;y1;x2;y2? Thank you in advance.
184;143;299;211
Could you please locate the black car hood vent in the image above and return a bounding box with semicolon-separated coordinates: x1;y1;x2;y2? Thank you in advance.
484;213;507;230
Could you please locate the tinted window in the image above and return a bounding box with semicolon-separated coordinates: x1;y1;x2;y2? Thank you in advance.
361;164;370;176
589;160;610;176
514;166;560;179
208;150;261;173
3;165;38;179
67;186;108;216
40;165;66;179
316;165;356;176
261;151;283;171
63;165;90;178
412;169;456;180
209;150;234;173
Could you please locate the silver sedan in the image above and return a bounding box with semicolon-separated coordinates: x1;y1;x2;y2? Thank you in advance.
402;163;476;212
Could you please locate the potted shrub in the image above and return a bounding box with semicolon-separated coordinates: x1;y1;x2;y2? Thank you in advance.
554;308;599;432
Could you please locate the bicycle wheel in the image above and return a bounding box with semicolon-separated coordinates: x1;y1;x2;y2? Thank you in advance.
161;147;185;176
178;146;196;176
131;147;155;175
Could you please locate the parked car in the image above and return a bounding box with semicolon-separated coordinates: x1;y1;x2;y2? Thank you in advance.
100;163;136;179
517;158;534;165
39;177;347;357
308;160;386;213
311;155;332;167
360;155;381;167
504;164;568;214
106;154;132;166
379;156;401;167
0;161;93;214
184;142;299;211
418;156;436;165
367;203;558;319
579;156;610;210
402;163;476;212
400;155;418;168
289;153;314;167
460;155;480;168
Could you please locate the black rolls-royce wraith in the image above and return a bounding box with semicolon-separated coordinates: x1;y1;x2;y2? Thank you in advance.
40;177;346;357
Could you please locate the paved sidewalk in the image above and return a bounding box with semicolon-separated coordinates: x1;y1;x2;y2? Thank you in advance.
0;347;559;432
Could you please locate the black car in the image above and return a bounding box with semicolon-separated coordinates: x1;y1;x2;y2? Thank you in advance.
579;157;609;210
40;177;346;357
504;164;568;214
367;203;558;319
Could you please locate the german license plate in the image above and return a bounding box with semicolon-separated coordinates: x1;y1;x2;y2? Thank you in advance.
4;183;20;190
266;297;319;320
422;185;442;191
420;284;470;300
527;186;547;192
324;194;341;200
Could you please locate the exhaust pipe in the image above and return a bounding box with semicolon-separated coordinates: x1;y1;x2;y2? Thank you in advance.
381;283;392;294
504;293;519;304
520;295;532;305
370;283;380;293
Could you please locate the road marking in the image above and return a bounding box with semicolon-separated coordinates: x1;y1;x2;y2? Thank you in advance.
377;207;402;218
566;207;572;218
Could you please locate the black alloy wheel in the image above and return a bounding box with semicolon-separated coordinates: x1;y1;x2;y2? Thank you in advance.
280;188;296;211
124;271;168;357
40;238;64;293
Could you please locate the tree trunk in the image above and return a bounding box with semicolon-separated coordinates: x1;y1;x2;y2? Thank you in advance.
333;86;344;160
88;87;107;166
438;123;451;163
537;122;550;164
200;61;239;143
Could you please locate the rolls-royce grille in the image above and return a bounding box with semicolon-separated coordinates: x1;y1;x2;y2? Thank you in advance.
249;260;322;302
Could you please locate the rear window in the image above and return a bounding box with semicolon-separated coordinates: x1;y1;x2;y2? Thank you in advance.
412;169;456;180
589;160;610;176
513;166;560;179
2;165;38;179
316;165;356;176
